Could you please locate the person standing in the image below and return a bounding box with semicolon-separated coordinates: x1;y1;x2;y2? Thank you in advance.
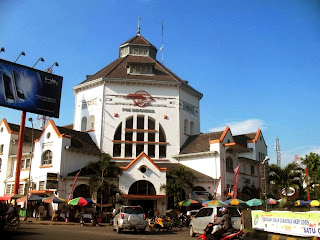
38;204;45;220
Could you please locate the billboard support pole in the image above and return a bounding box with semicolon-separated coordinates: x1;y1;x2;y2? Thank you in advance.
14;111;26;194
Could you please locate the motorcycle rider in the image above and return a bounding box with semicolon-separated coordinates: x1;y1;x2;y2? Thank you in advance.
204;207;234;239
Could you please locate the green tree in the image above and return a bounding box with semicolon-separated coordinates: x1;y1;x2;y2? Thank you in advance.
301;152;320;199
86;153;122;207
268;162;303;206
241;184;259;200
161;165;194;208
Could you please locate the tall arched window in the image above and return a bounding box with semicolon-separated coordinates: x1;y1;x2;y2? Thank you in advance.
89;115;95;130
81;117;87;131
190;121;194;135
0;158;2;170
184;119;188;134
159;124;166;158
113;116;167;159
226;157;233;171
42;150;53;166
113;123;122;157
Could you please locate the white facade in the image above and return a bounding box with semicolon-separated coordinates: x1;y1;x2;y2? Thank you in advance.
0;33;268;215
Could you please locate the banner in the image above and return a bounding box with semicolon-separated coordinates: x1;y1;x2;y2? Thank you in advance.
68;169;81;201
231;164;241;199
252;210;320;237
0;59;63;118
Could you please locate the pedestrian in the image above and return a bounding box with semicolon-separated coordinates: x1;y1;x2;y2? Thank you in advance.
38;204;45;220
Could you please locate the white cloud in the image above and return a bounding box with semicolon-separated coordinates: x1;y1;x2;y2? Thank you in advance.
209;119;266;135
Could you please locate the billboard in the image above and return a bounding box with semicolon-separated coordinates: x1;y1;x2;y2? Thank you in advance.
0;59;63;118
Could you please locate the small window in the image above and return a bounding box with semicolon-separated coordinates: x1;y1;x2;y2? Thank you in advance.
0;144;4;154
81;117;87;131
19;184;24;195
251;165;255;175
190;121;194;135
226;157;233;171
0;158;2;170
46;132;51;139
140;166;147;173
89;115;95;130
0;127;3;132
39;181;45;190
184;119;188;134
6;184;13;194
42;150;52;165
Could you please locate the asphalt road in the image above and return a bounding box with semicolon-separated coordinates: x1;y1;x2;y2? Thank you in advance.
3;223;192;240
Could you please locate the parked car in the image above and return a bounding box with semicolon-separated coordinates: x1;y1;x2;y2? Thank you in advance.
187;210;199;219
189;206;241;237
113;206;147;234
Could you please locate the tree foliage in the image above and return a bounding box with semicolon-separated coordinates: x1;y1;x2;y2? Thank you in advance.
301;152;320;199
160;165;194;208
86;153;122;204
268;162;303;203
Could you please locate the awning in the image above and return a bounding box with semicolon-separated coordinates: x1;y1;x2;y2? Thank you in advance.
0;194;24;201
122;194;166;200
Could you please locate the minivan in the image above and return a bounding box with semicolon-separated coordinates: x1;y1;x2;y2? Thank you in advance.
189;206;241;237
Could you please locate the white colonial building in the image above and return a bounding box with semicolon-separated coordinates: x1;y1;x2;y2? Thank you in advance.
0;31;267;215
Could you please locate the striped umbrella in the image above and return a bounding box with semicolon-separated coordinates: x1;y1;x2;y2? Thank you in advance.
295;200;307;206
43;196;67;204
225;199;246;206
178;199;201;207
203;200;227;206
266;198;277;205
68;197;93;206
246;198;262;207
308;200;320;207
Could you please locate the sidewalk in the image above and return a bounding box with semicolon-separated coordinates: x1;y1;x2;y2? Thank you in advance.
21;217;111;227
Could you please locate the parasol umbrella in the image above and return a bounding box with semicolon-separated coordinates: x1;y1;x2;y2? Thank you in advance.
16;194;43;203
308;200;320;207
225;198;246;206
246;198;262;207
68;197;93;206
266;198;277;205
42;196;67;204
178;199;200;207
0;194;24;201
203;200;227;206
295;200;307;206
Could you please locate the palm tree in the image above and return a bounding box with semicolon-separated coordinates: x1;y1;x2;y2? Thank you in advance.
268;162;303;206
86;153;122;208
161;165;194;208
301;152;320;199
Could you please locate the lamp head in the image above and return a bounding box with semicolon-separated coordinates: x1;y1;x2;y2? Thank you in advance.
54;62;59;67
0;47;4;52
28;117;33;123
262;156;270;164
40;57;44;62
21;51;26;56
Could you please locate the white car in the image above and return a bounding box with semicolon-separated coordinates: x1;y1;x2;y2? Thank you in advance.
189;206;241;237
113;206;147;234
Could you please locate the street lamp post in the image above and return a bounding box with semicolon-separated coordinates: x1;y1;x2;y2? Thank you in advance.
262;156;270;211
25;117;34;221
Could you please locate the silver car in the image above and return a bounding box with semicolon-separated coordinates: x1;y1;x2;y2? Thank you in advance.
113;206;147;233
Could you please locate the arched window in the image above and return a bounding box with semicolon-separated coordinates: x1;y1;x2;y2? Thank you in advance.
41;150;53;166
73;184;90;198
113;116;167;159
89;115;95;130
226;157;233;171
0;158;2;170
113;123;122;157
159;124;166;158
190;121;194;135
81;117;87;131
129;180;156;195
184;119;188;134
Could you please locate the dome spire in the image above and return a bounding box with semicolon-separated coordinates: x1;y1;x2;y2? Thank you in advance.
137;16;141;36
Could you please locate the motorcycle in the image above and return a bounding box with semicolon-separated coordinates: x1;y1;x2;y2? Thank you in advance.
197;224;243;240
5;215;20;229
148;216;171;231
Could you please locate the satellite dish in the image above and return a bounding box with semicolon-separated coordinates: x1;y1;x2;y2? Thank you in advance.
282;187;295;196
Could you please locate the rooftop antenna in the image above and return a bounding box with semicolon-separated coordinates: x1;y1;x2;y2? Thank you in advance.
160;20;164;64
137;16;141;36
275;137;281;166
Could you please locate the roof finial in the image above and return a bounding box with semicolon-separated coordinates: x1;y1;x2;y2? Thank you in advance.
137;16;141;36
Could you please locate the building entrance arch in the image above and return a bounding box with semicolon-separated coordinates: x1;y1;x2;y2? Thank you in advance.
73;184;90;198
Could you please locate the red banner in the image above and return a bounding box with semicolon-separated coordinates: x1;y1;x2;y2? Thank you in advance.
231;164;241;199
68;169;81;201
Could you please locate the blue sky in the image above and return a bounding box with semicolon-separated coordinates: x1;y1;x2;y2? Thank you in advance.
1;0;319;166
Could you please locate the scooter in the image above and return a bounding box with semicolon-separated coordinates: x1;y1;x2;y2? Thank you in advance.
197;225;243;240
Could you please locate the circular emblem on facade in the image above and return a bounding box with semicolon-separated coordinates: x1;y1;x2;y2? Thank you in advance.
125;90;155;108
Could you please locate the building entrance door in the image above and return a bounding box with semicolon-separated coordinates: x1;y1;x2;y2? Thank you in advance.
129;200;155;216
